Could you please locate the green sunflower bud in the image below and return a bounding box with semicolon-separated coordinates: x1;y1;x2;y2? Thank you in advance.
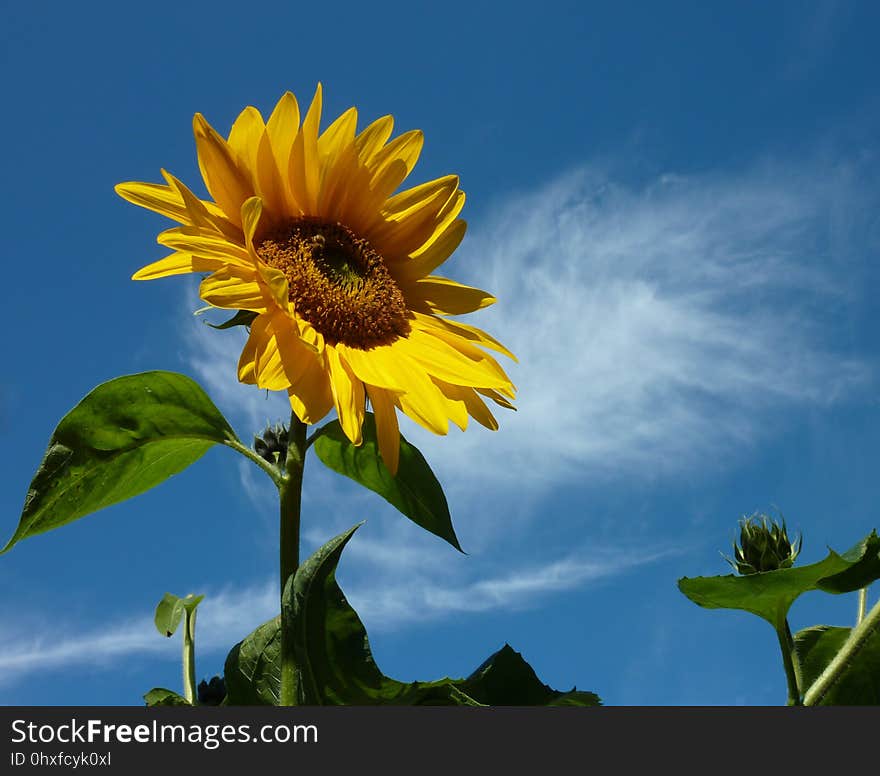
197;676;226;706
253;422;289;465
726;511;802;575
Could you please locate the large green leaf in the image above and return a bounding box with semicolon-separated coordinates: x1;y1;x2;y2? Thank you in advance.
312;414;461;552
287;523;472;704
796;625;880;705
3;371;238;553
224;524;601;706
154;592;205;638
678;531;880;627
224;615;282;706
460;644;601;706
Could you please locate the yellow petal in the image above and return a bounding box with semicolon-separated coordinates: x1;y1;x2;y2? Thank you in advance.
365;384;401;474
157;227;252;267
287;354;333;424
355;115;394;164
199;265;265;310
368;176;460;258
411;310;517;361
396;329;512;391
395;218;467;280
240;196;263;249
436;381;499;431
288;83;322;214
160;170;239;239
317;107;359;214
429;378;469;431
132;252;222;280
326;347;365;445
115;181;189;223
226;106;265;184
477;387;517;410
401;275;496;315
239;310;316;391
193;113;254;226
266;92;302;213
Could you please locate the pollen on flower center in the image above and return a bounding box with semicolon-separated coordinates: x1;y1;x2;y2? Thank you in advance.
257;218;411;349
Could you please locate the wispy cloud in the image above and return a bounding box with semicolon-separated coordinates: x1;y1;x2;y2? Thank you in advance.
0;548;660;681
406;162;873;493
0;583;277;678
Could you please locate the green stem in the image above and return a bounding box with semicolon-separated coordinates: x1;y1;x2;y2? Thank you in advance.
804;594;880;706
279;413;307;706
224;438;284;487
776;619;802;706
857;588;868;626
182;608;197;705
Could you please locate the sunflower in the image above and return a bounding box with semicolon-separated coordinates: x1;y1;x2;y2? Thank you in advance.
116;86;515;474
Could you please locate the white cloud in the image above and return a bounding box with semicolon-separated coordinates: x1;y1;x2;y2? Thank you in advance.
0;548;661;681
0;582;277;678
406;163;872;493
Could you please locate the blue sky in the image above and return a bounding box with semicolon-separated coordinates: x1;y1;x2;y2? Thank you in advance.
2;0;879;705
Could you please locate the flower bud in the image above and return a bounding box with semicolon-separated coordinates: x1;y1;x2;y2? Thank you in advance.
727;512;802;575
253;422;289;465
197;676;226;706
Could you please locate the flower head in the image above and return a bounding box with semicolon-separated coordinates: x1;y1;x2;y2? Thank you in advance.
117;86;516;473
726;512;802;575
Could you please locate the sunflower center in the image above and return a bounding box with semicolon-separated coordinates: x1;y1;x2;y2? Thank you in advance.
256;218;410;349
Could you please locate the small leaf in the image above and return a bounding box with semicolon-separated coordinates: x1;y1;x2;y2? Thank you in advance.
816;531;880;594
796;625;880;705
313;414;461;551
154;592;204;638
224;616;282;706
460;644;601;706
144;688;190;707
3;372;238;553
206;310;259;330
678;531;880;627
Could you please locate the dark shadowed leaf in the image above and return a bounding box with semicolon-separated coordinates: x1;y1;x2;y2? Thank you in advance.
796;625;880;705
3;371;237;553
460;644;601;706
312;414;461;551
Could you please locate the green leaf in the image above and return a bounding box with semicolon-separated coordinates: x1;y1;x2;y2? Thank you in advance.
312;414;461;552
816;531;880;594
796;625;880;705
144;688;190;707
154;593;205;638
286;522;473;704
678;531;880;627
460;644;601;706
223;616;282;706
206;310;259;330
3;371;238;553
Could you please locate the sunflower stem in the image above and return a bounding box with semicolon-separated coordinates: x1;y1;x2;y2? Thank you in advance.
776;618;803;706
279;413;307;706
182;607;198;706
805;592;880;705
857;587;868;626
